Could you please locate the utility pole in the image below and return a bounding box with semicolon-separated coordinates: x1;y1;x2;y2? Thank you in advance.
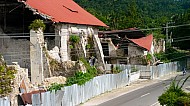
166;22;169;44
166;21;174;45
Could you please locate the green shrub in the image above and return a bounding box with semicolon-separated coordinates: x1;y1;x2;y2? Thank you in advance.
159;91;179;106
86;44;91;49
65;71;93;86
158;75;190;106
69;35;80;43
112;66;122;74
65;58;98;86
69;45;74;49
47;83;64;92
154;47;188;62
177;96;190;106
131;66;138;73
0;56;17;97
146;53;152;61
29;19;46;31
154;52;170;63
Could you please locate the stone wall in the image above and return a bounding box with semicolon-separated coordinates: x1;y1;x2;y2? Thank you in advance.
153;39;165;53
129;56;146;65
54;24;105;67
0;38;30;69
7;63;30;106
128;43;144;57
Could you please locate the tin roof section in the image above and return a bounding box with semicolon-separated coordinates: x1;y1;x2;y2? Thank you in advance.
22;0;107;27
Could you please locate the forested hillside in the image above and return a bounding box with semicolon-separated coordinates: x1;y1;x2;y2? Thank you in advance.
75;0;190;30
75;0;190;55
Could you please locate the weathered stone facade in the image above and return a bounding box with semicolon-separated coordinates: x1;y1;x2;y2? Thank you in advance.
8;63;30;106
153;39;165;53
0;38;30;69
54;24;105;66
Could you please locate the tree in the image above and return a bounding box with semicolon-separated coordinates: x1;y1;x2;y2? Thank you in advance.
172;9;190;50
74;0;189;30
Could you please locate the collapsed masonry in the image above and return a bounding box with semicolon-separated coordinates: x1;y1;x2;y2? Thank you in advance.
30;25;105;84
0;0;107;85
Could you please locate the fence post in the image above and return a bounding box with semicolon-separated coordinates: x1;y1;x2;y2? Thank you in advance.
150;66;154;79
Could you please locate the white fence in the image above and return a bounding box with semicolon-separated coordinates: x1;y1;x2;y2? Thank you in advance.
130;71;140;82
32;62;179;106
105;62;178;79
32;69;130;106
0;97;10;106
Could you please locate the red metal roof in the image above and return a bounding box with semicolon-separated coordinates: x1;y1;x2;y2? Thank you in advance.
23;0;107;27
129;34;153;51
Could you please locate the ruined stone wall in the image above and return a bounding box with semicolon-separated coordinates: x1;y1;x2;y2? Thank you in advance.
127;44;147;65
54;24;104;64
129;56;146;65
153;39;165;53
7;64;30;106
128;43;144;57
0;38;30;69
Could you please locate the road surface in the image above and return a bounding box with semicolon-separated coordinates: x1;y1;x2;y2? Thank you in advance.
98;73;190;106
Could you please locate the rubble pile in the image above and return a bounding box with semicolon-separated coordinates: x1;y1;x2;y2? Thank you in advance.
43;76;66;88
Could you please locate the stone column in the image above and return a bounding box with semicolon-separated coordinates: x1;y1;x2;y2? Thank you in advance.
30;29;44;84
56;24;69;62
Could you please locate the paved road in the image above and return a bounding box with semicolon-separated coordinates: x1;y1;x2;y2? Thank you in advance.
98;73;190;106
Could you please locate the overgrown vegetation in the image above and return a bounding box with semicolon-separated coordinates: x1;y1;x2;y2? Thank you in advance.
47;83;64;92
172;9;190;50
69;35;81;60
152;32;165;42
158;75;190;106
29;19;46;31
64;71;93;86
154;47;188;63
146;53;153;64
64;58;97;86
86;44;91;49
49;58;61;72
131;66;138;73
0;55;17;97
69;35;80;44
75;0;190;30
111;66;122;74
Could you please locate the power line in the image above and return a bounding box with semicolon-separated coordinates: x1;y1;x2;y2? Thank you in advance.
0;23;189;37
173;38;190;42
140;23;190;31
172;36;190;40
